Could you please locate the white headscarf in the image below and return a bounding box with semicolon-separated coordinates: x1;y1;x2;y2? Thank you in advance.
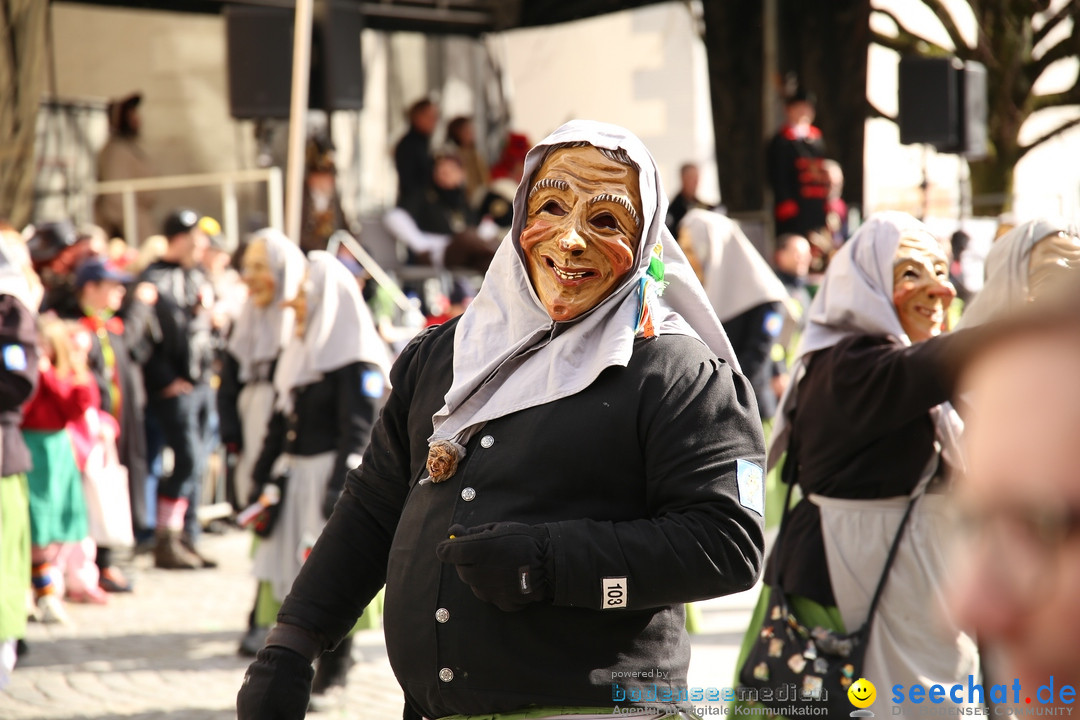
678;208;794;323
768;211;963;471
227;228;308;383
0;232;41;314
427;120;737;458
272;251;392;413
957;217;1080;328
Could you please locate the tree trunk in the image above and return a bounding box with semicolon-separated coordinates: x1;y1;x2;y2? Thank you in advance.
968;153;1014;217
778;0;870;213
701;0;765;214
0;0;47;227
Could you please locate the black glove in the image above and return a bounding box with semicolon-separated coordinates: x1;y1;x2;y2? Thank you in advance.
435;522;554;611
236;645;315;720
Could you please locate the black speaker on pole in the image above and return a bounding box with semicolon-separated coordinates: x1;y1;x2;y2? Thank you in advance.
898;56;987;158
226;0;364;120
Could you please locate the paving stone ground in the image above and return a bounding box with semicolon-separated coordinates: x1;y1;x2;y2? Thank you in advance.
3;527;756;719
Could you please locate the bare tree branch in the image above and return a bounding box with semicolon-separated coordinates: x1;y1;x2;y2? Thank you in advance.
1029;82;1080;112
1027;34;1080;85
919;0;974;57
1033;0;1079;48
1019;113;1080;158
870;8;950;56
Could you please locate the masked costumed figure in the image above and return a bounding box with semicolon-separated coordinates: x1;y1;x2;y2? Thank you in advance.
735;212;986;717
248;250;390;709
237;120;767;720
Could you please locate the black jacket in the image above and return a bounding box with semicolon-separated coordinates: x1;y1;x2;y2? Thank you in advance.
723;301;785;421
277;318;766;718
251;360;382;509
0;295;39;477
138;260;215;394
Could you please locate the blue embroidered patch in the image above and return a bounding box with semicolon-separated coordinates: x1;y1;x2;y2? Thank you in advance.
736;459;765;517
3;344;27;372
361;370;385;398
763;311;783;339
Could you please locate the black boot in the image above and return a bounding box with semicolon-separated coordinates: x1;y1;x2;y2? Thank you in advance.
309;636;354;712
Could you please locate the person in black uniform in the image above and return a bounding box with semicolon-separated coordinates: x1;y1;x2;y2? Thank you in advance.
394;98;439;208
766;89;829;237
237;121;766;720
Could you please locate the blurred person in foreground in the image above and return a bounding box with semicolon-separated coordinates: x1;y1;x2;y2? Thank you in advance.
950;282;1080;704
237;120;765;720
958;218;1080;329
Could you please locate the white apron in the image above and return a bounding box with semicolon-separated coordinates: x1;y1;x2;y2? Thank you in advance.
235;381;276;510
811;455;980;712
252;451;336;602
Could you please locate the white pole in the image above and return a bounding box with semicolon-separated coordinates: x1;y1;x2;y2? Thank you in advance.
268;167;285;232
122;189;137;245
222;180;239;251
285;0;314;244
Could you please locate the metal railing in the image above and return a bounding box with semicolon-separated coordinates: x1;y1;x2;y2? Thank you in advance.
90;167;285;248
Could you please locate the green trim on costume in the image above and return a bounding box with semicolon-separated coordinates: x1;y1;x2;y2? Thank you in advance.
254;580;385;635
439;708;699;720
0;473;31;640
730;585;846;719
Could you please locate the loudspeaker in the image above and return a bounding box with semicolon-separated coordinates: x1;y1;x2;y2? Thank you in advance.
226;1;363;120
898;56;987;158
311;1;364;112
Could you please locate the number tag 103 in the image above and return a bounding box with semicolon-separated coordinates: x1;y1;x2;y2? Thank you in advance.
602;577;628;609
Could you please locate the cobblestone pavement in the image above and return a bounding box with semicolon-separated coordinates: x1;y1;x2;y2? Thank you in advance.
3;527;757;719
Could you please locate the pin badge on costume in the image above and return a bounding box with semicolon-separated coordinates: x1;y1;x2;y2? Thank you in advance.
763;310;784;339
361;370;385;398
602;577;628;609
3;344;26;371
737;459;765;517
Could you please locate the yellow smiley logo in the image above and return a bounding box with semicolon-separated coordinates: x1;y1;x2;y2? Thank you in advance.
848;678;877;708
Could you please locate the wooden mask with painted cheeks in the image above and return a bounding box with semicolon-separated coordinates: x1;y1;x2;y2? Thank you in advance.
892;230;956;342
241;239;276;309
519;145;643;322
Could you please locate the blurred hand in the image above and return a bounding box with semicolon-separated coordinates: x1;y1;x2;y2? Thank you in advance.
134;282;158;306
160;378;193;398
